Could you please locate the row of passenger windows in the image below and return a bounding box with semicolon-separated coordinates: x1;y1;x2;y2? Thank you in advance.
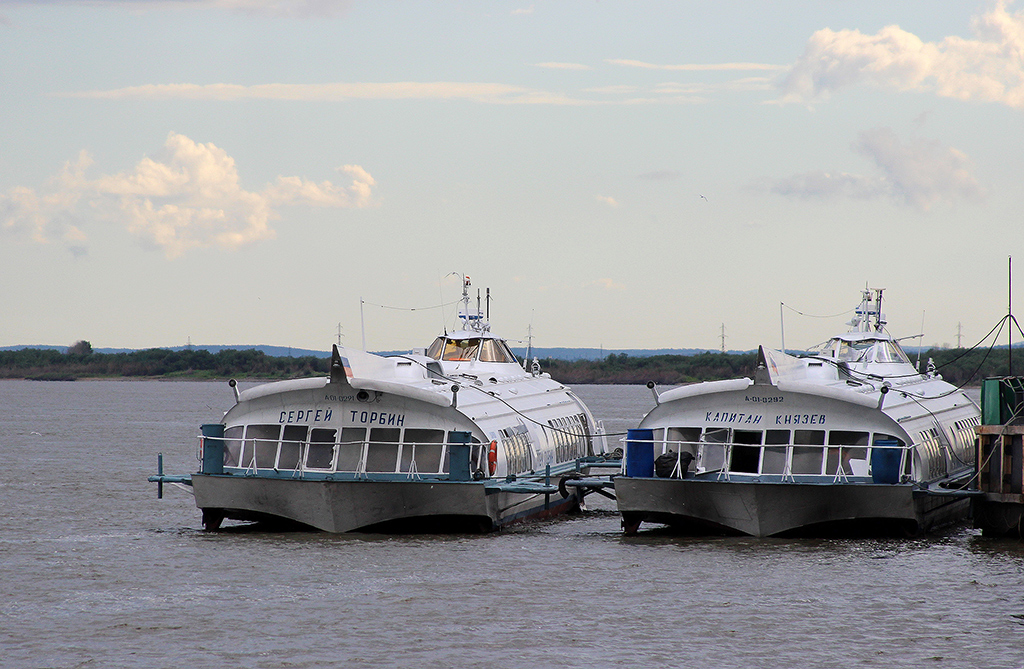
499;426;533;475
221;424;475;475
950;416;980;460
549;413;590;463
652;427;907;477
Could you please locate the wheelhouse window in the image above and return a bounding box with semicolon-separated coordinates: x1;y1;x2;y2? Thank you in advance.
479;339;517;363
442;338;481;361
425;336;517;363
835;338;910;364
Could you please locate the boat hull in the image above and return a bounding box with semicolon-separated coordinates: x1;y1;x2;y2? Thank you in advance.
615;477;969;537
191;473;578;533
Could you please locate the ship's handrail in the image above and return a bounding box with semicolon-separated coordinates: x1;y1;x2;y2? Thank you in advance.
623;436;914;482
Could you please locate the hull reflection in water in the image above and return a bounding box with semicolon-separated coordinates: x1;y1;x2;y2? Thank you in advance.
616;289;981;537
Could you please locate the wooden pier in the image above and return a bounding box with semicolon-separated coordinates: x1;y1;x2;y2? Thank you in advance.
973;424;1024;536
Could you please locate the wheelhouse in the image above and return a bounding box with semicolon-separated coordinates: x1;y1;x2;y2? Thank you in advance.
425;333;519;364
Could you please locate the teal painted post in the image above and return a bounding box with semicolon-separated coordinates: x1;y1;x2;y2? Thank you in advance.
201;423;225;474
545;464;551;510
448;430;472;481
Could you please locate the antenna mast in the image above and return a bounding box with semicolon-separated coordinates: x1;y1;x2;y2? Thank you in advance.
360;298;366;351
780;302;786;354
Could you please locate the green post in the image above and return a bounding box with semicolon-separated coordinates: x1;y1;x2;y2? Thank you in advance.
201;423;225;474
448;430;472;481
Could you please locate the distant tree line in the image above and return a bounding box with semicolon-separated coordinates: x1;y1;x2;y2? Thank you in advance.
541;351;759;385
0;342;329;381
0;340;1020;385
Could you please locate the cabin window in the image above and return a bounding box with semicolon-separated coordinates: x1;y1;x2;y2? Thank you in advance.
279;425;308;470
402;429;445;473
790;429;825;474
223;426;244;467
760;430;790;474
701;428;729;472
366;428;401;472
667;427;701;458
825;431;869;476
244;424;281;469
730;430;762;474
305;428;337;469
336;427;366;471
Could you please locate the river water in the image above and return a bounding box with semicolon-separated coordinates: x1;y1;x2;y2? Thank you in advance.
2;380;1023;668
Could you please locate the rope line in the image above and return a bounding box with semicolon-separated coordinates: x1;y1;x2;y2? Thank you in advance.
781;302;856;319
361;298;461;312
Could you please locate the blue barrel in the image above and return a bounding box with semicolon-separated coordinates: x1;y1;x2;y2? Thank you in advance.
871;439;902;484
625;428;655;478
200;423;225;475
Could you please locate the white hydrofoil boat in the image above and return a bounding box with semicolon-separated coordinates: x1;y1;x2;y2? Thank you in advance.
615;289;980;537
154;277;610;532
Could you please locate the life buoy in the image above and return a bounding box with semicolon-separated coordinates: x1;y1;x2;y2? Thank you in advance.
488;440;498;476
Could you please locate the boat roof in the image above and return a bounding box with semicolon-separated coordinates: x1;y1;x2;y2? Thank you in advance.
441;329;504;341
830;331;895;343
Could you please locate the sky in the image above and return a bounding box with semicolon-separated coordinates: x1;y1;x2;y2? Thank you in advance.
2;0;1022;354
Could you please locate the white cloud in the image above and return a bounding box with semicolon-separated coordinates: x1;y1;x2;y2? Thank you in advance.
767;170;889;200
778;1;1024;107
534;62;591;70
765;128;983;209
638;170;681;181
62;82;587;105
0;0;352;18
0;132;375;258
595;195;619;208
511;5;534;16
61;79;751;106
607;59;787;72
585;278;625;291
853;127;983;209
213;0;352;17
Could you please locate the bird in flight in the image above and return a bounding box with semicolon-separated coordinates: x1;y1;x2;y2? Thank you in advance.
699;194;708;202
